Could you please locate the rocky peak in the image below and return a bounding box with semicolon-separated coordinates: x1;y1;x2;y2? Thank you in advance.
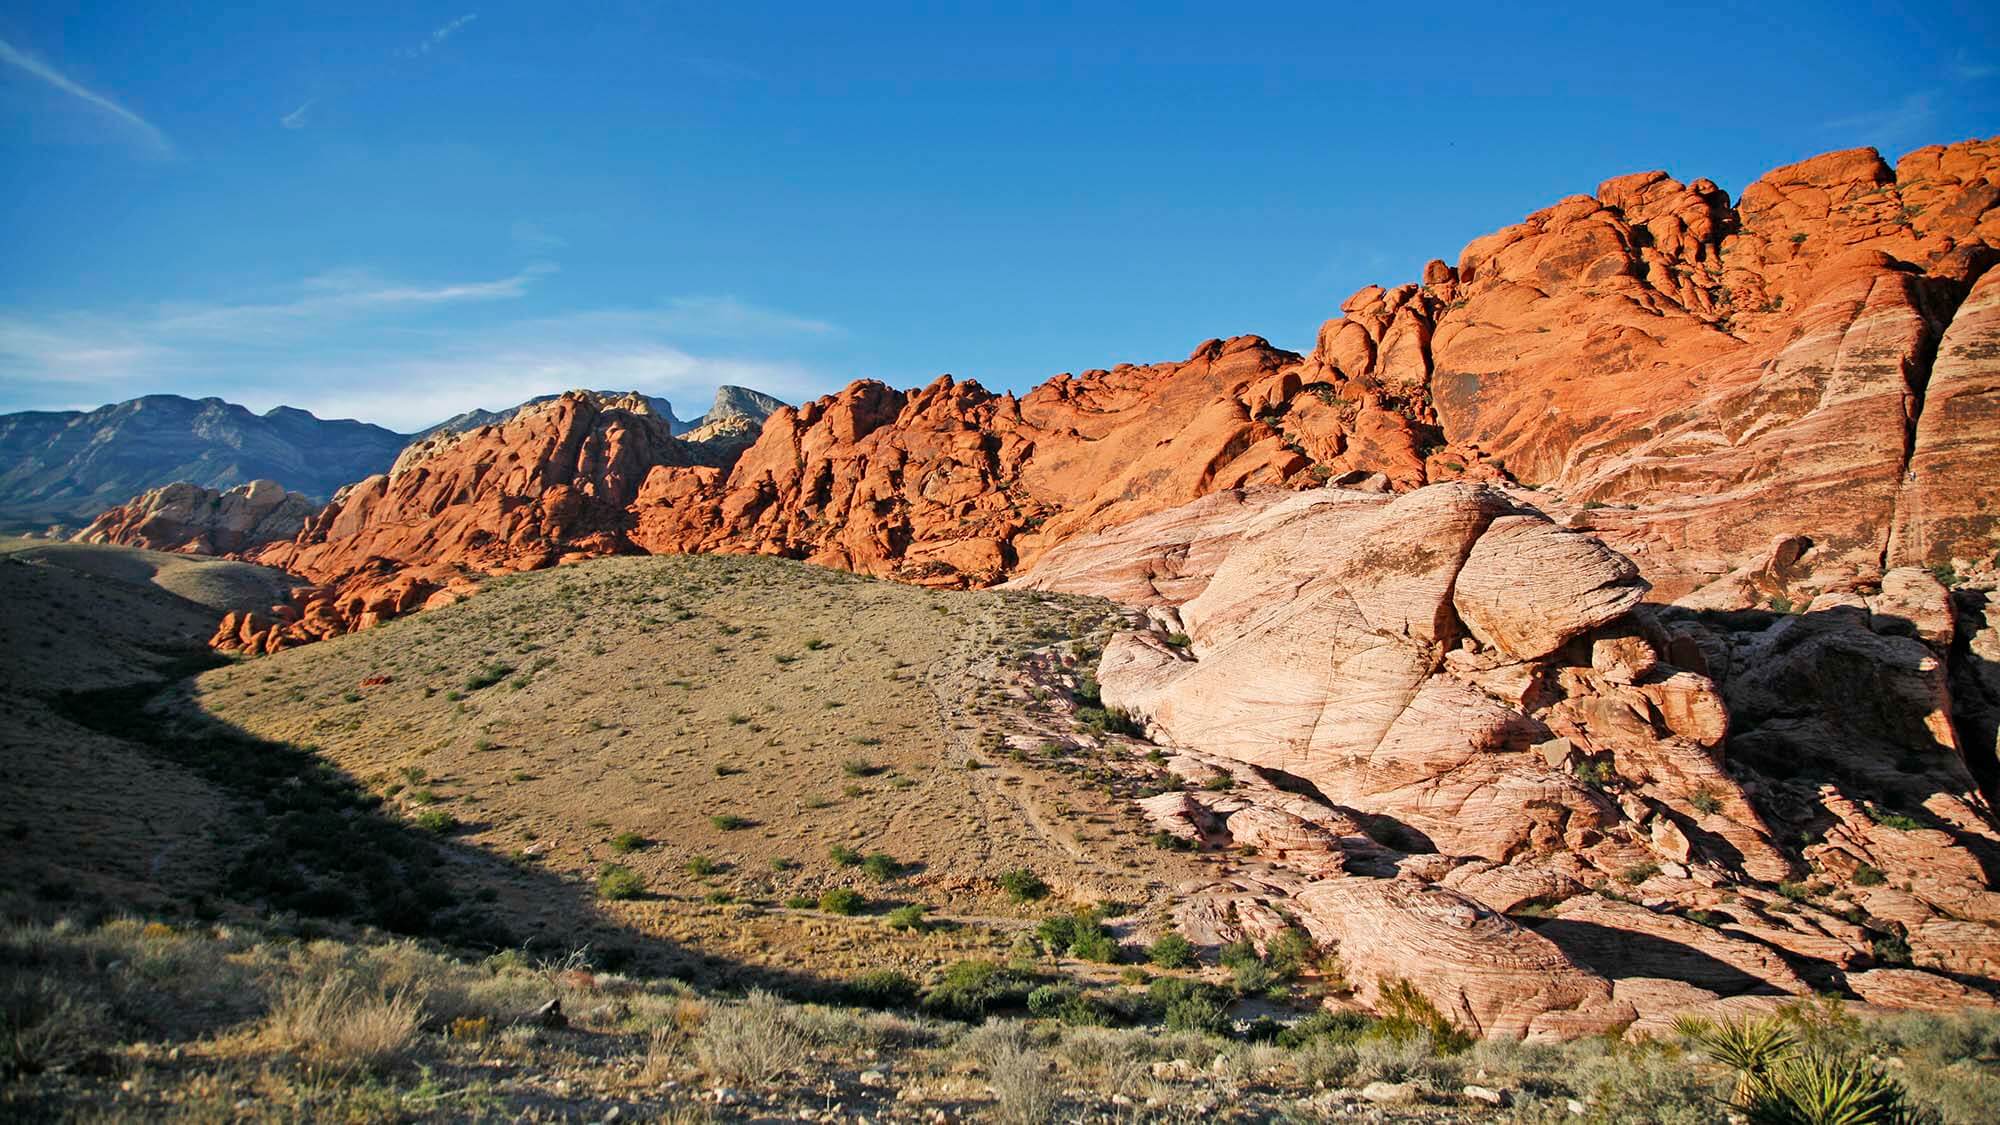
72;479;314;555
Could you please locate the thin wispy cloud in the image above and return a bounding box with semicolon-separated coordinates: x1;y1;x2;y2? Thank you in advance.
401;13;479;58
0;273;837;430
0;36;172;155
1950;51;1995;82
280;99;314;129
510;221;569;251
1820;92;1935;147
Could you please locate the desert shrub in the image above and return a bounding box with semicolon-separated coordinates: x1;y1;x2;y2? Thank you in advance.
818;887;865;915
0;975;111;1079
412;809;457;834
1621;861;1661;885
1162;989;1229;1035
842;759;880;777
997;868;1049;902
1278;1008;1376;1048
265;972;423;1073
845;970;920;1009
979;1027;1059;1125
885;904;927;931
1148;933;1195;969
1147;977;1231;1036
596;865;646;901
710;814;751;831
694;990;808;1084
1036;911;1112;958
861;853;901;881
685;855;722;876
610;832;649;853
1292;1037;1361;1086
1373;978;1473;1053
921;960;1032;1021
829;844;862;866
1353;1032;1462;1090
1264;927;1318;978
1853;865;1888;886
463;663;514;691
1026;983;1080;1020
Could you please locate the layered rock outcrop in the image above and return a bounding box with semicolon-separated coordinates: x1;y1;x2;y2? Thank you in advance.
1015;481;2000;1034
71;479;314;556
218;392;688;652
210;137;1998;649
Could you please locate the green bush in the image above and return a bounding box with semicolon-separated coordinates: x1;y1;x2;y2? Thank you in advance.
596;864;646;901
610;832;649;853
818;887;865;915
829;844;862;866
885;904;927;931
710;814;751;831
685;855;722;876
861;853;901;881
412;809;456;833
998;868;1049;902
1035;911;1101;955
921;960;1031;1021
1156;978;1231;1035
1373;978;1473;1054
1149;933;1196;969
463;662;514;691
1853;865;1887;886
1277;1009;1376;1048
846;970;919;1009
1218;939;1260;972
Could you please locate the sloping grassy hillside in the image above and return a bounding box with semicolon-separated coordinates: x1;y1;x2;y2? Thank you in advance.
178;553;1208;981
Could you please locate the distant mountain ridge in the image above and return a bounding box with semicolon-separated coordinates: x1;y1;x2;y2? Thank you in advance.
0;395;410;533
0;385;792;537
413;385;783;441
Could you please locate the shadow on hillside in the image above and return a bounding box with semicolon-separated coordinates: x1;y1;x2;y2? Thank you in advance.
1528;918;1787;996
1673;600;2000;890
49;654;863;1001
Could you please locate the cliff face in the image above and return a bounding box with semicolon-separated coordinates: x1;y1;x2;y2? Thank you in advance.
1341;140;2000;600
633;138;1998;603
219;137;1999;652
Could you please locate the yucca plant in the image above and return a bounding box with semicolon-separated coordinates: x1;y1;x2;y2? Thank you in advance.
1743;1047;1927;1125
1679;1015;1931;1125
1678;1014;1798;1100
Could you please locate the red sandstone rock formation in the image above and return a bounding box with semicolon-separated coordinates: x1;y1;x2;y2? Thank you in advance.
220;137;1997;650
73;479;314;555
218;391;684;652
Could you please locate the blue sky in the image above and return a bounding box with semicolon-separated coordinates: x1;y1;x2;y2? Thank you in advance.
1;2;1995;431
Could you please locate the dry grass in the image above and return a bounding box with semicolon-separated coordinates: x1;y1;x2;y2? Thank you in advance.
693;989;809;1084
175;552;1197;982
264;973;424;1073
3;917;1997;1122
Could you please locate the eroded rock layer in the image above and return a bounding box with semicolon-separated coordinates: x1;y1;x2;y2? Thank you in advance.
1015;482;2000;1035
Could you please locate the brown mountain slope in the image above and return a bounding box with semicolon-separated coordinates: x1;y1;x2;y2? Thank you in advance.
222;137;1998;652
